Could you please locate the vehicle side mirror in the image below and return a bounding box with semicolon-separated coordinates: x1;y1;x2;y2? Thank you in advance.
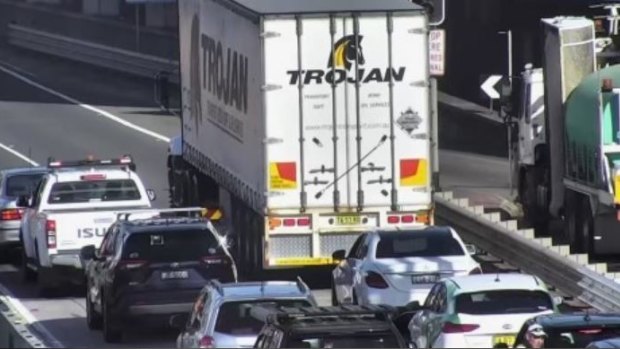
154;71;170;110
169;313;188;330
332;249;346;261
146;189;156;201
80;245;97;261
16;195;31;208
405;301;422;311
553;296;563;306
464;244;477;255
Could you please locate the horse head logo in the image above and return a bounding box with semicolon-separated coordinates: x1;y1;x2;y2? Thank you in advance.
327;35;365;71
189;14;202;134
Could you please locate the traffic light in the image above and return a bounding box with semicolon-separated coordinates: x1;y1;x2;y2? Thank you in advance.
412;0;445;26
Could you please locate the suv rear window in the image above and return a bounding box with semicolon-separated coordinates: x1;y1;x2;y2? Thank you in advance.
287;332;400;348
48;179;141;204
215;299;312;335
122;229;222;262
375;232;465;258
455;290;553;315
546;326;620;348
5;173;45;198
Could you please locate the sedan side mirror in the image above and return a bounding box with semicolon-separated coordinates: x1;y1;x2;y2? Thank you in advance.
332;249;346;261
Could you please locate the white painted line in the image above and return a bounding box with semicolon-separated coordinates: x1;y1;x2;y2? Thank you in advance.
0;60;37;79
0;283;63;348
0;142;39;166
0;65;171;143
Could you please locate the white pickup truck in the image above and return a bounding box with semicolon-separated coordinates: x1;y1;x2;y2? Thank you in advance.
18;156;155;296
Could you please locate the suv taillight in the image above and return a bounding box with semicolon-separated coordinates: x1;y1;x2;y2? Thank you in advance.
199;335;215;348
442;322;480;333
46;220;56;249
118;260;148;270
365;271;389;289
0;208;22;221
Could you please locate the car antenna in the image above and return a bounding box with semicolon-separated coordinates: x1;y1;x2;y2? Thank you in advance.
584;308;591;322
494;272;500;282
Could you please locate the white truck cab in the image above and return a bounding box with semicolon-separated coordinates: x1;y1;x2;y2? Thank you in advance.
19;155;155;296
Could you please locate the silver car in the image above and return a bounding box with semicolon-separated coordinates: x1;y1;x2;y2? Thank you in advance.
0;167;49;247
172;278;317;348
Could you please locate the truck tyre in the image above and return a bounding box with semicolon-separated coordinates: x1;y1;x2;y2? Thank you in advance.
581;198;594;255
563;189;582;250
20;247;36;283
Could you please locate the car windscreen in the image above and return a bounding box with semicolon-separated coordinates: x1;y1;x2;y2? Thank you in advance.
5;173;45;198
375;232;465;258
455;290;553;315
287;332;401;348
47;179;141;203
122;229;223;263
546;326;620;348
214;299;313;335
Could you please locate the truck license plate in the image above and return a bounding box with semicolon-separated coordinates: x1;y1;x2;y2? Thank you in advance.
161;270;189;280
336;215;361;225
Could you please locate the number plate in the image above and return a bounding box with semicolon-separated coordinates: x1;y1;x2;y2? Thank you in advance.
336;215;361;225
161;270;189;280
411;274;440;284
493;335;516;347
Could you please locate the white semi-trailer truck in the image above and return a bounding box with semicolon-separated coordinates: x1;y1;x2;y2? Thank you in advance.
165;0;436;278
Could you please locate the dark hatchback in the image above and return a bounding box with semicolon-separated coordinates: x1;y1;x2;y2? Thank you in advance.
81;213;236;343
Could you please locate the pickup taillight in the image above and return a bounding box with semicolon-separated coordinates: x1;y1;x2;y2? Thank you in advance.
46;220;56;249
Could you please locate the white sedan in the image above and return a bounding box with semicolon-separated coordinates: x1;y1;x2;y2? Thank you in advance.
330;226;481;307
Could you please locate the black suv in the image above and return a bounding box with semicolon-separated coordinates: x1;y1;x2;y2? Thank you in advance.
252;304;409;348
513;313;620;348
80;208;236;343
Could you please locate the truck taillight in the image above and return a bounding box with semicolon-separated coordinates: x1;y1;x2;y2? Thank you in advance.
46;219;56;249
269;216;311;230
387;211;430;224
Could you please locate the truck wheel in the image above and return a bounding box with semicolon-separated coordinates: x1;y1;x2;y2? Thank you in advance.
581;199;594;255
20;240;36;283
563;190;582;250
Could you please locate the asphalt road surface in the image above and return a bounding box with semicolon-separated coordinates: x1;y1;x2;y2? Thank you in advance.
0;44;515;348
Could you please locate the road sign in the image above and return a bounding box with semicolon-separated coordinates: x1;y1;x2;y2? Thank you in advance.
429;29;445;77
481;75;503;99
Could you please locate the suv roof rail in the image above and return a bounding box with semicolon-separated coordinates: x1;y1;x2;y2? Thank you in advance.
209;279;224;296
257;305;397;324
47;155;136;171
115;207;205;221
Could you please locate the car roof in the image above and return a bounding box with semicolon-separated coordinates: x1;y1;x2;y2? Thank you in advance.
211;281;311;299
447;273;546;294
372;226;455;238
121;217;214;233
288;318;394;334
0;167;49;176
48;168;139;181
534;313;620;328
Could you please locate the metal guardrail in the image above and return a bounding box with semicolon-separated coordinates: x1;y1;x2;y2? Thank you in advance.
0;296;45;348
435;192;620;313
7;24;179;84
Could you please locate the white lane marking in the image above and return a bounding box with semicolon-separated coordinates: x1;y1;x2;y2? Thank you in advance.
0;65;171;143
0;60;37;79
0;282;63;348
0;142;39;166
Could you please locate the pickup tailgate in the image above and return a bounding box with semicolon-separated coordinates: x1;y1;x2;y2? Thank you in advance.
48;211;117;250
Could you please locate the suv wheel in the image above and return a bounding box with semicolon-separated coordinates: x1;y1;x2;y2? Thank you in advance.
86;285;102;330
102;296;122;343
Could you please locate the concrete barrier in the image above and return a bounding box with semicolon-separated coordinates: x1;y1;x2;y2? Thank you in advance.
0;297;45;348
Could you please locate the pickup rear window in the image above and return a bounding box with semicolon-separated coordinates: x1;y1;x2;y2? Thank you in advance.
47;179;141;204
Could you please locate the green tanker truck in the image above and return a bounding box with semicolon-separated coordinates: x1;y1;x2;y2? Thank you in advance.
512;16;620;257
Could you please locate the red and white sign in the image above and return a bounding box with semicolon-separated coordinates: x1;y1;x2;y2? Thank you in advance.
429;29;445;77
